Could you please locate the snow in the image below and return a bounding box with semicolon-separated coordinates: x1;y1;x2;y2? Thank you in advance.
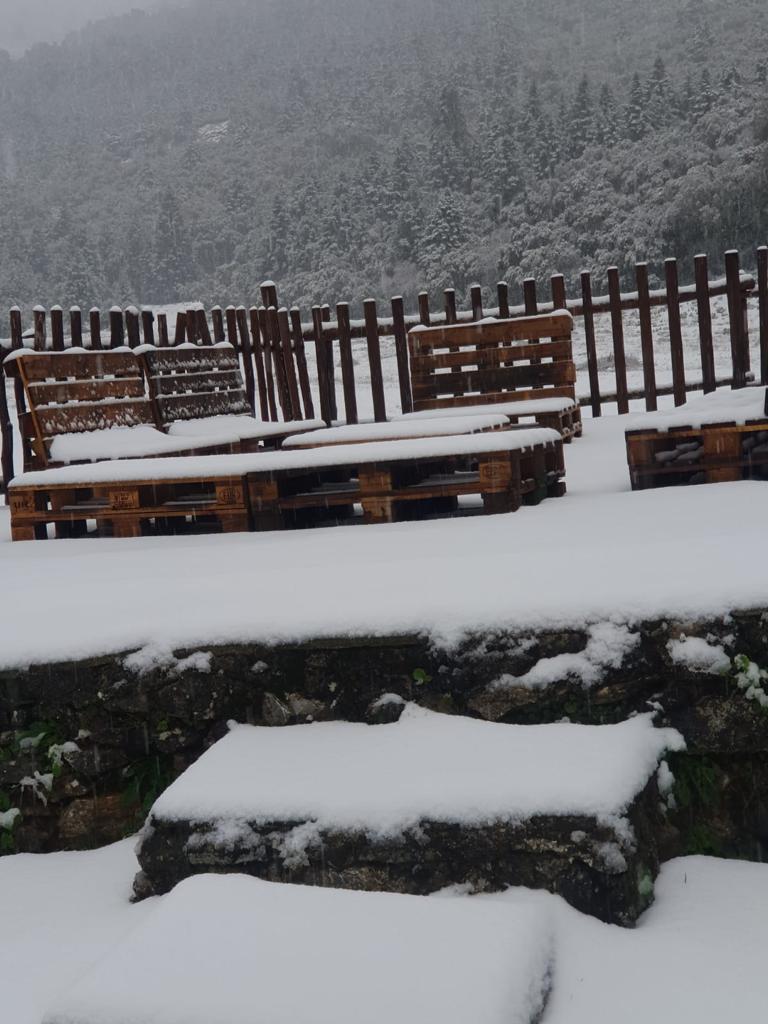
667;635;731;674
399;395;578;420
282;412;510;447
43;873;553;1024
148;707;683;836
626;385;768;432
12;426;560;487
47;424;223;463
167;414;327;441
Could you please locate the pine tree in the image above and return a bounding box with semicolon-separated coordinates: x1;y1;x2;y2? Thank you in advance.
569;75;594;156
625;73;648;140
594;83;619;146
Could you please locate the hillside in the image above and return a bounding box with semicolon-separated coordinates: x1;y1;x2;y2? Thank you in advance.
0;0;767;313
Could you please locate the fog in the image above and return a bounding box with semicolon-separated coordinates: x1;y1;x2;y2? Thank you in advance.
0;0;168;55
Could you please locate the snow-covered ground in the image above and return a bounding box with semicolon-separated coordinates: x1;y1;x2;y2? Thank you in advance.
2;840;766;1024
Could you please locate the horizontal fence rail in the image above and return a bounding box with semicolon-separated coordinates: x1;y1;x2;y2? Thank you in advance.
2;246;767;494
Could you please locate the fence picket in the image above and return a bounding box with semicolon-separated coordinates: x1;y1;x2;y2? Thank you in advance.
607;267;629;414
694;254;716;394
580;272;601;417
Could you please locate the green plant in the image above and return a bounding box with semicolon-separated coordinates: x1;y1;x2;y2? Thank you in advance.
672;754;720;811
122;754;175;815
412;668;432;687
684;823;722;857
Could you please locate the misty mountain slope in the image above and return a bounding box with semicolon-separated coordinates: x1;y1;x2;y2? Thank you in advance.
0;0;766;312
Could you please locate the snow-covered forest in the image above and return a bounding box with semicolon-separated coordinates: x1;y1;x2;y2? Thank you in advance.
0;0;766;313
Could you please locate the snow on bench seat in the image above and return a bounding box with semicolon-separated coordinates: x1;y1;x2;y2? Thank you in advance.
136;707;683;923
626;386;767;433
11;426;560;488
400;396;579;420
282;412;510;448
48;424;238;464
168;414;327;443
43;874;553;1024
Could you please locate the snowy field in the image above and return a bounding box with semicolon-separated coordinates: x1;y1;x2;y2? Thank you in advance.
2;840;767;1024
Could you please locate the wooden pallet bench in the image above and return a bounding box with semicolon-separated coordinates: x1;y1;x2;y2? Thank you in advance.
625;387;768;490
9;429;565;539
407;312;582;441
281;412;512;448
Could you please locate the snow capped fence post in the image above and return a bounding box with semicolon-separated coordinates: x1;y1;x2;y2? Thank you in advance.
196;309;212;346
390;295;412;415
497;281;510;320
336;302;358;425
606;267;629;414
141;310;155;346
248;307;271;420
725;250;748;389
363;298;387;423
418;291;431;327
211;306;225;343
185;307;198;344
50;306;65;351
109;307;124;348
580;272;601;417
444;288;457;324
320;305;337;420
156;312;169;348
289;307;315;419
311;305;333;426
757;246;768;387
33;307;46;351
470;284;483;321
664;258;686;407
523;278;540;368
234;306;257;415
634;263;658;412
173;312;186;344
70;307;83;348
89;309;102;350
694;255;716;394
125;307;141;348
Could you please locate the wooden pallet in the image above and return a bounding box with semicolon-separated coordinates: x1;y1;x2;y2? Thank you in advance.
625;418;768;490
504;404;582;442
246;437;565;529
9;475;250;541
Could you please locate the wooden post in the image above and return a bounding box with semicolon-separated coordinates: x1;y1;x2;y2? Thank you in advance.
635;263;657;412
391;296;413;415
89;309;102;350
363;298;387;423
257;307;279;421
174;312;186;344
725;249;747;389
664;258;686;407
444;289;458;324
312;305;333;425
156;313;169;348
141;310;156;346
289;307;315;419
607;267;629;414
757;245;768;386
33;307;46;351
211;306;225;343
418;291;431;327
235;306;257;415
125;307;141;348
9;306;27;417
249;303;270;419
319;305;337;420
550;274;567;313
0;361;13;493
497;281;510;319
277;308;302;419
197;309;212;346
470;284;483;321
185;307;199;344
260;281;279;309
69;307;83;348
109;307;124;348
523;278;540;367
581;272;601;417
694;254;716;394
50;306;65;351
336;302;358;425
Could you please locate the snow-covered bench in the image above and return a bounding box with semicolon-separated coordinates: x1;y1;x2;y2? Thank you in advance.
8;427;564;539
406;311;582;440
3;349;237;472
140;343;325;451
625;386;768;489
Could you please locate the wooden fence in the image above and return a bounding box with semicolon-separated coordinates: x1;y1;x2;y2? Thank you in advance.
2;245;767;492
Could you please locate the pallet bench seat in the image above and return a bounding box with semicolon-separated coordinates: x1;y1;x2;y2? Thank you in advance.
281;412;511;448
398;396;582;441
407;311;582;441
625;386;768;490
140;343;324;450
9;428;565;539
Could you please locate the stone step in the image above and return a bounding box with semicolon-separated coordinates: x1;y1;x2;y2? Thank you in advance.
135;706;683;924
43;873;554;1024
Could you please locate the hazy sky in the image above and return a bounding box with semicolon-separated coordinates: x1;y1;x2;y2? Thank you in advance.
0;0;168;55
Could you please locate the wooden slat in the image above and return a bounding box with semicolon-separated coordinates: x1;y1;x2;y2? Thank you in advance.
0;361;14;490
155;391;250;422
278;307;302;420
152;369;244;396
665;258;686;407
364;298;387;422
249;307;271;421
290;307;315;419
694;254;716;394
410;313;573;350
312;305;333;426
411;361;575;397
268;306;292;419
725;249;748;389
36;400;152;436
411;339;574;371
144;348;239;374
19;351;140;381
234;306;257;415
391;296;412;416
581;271;601;417
257;307;279;422
336;302;358;424
412;385;576;411
28;376;145;405
758;245;768;386
606;268;629;414
70;308;83;348
9;308;27;416
635;263;657;411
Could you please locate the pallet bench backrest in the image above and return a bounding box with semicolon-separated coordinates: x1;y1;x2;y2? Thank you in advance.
141;344;252;426
407;312;576;412
7;350;154;469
